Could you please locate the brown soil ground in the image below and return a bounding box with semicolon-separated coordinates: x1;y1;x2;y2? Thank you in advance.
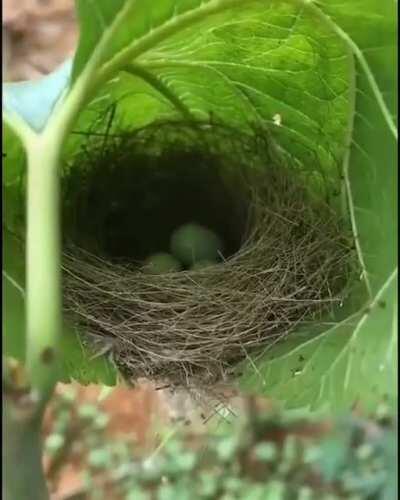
42;381;175;500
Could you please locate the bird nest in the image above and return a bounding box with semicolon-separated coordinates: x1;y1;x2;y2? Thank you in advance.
61;119;354;391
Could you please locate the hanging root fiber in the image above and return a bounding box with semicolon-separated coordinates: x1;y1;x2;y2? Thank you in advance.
61;118;354;391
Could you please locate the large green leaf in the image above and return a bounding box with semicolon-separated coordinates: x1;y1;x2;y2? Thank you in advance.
241;1;397;411
3;0;397;410
73;0;353;173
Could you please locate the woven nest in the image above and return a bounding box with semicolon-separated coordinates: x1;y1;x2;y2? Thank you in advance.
61;119;353;390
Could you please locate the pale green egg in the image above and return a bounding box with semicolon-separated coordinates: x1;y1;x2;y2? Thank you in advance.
170;223;224;266
143;252;182;274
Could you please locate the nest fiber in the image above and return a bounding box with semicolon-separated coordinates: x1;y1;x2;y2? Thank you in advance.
62;120;352;389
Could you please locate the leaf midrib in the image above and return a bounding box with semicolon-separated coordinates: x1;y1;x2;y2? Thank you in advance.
91;0;397;148
93;0;264;89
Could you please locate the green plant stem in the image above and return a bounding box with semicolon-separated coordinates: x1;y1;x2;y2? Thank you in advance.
3;395;49;500
3;106;66;500
26;134;63;398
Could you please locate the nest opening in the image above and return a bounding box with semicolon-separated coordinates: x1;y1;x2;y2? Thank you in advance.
62;119;354;392
64;148;248;262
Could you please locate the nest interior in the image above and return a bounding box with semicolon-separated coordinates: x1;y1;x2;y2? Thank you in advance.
62;120;353;390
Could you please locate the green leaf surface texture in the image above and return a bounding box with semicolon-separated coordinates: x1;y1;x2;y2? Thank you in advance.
3;0;397;409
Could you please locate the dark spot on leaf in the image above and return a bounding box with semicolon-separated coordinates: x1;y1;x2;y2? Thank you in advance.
378;300;386;309
41;347;54;364
291;367;302;377
298;355;305;362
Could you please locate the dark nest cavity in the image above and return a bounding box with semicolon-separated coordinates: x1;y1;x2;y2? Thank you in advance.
61;120;353;390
